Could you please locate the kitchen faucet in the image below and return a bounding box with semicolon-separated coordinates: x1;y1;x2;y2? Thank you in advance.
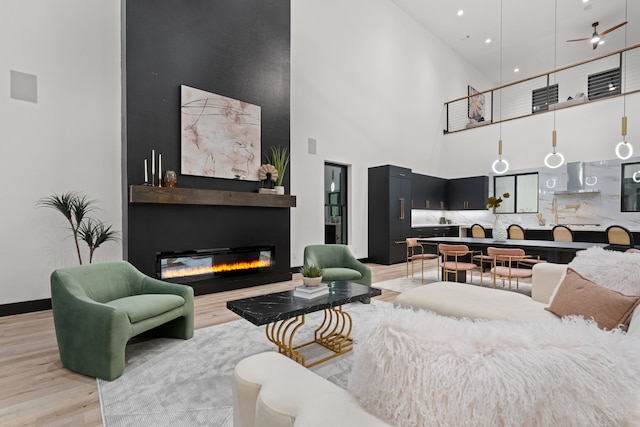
551;197;558;226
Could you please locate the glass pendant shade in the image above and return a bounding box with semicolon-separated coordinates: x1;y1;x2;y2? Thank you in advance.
544;130;565;169
492;139;509;174
616;116;633;160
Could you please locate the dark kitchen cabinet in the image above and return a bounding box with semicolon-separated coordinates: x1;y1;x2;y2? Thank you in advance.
368;165;412;264
411;173;447;210
446;176;489;210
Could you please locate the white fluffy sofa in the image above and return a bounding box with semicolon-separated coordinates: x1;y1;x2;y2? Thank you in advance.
233;253;640;426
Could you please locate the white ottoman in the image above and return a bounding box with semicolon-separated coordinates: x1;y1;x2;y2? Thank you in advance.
394;281;559;322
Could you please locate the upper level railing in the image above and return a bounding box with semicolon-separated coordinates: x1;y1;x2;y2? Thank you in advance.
444;43;640;134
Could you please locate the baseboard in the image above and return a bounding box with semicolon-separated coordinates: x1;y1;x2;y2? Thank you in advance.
0;299;52;317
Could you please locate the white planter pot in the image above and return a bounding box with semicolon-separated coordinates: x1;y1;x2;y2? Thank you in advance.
275;186;285;195
302;276;323;287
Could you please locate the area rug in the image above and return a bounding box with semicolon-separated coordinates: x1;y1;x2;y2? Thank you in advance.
98;300;390;427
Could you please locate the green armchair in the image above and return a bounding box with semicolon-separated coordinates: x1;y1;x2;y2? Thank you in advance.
50;261;194;380
303;244;372;302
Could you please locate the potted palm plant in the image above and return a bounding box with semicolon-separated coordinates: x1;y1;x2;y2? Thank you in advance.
299;265;323;287
38;191;120;264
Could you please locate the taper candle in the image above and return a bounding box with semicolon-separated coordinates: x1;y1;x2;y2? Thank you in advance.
152;150;155;175
144;159;148;182
159;154;162;184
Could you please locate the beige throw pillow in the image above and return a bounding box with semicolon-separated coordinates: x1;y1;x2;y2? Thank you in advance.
546;268;640;330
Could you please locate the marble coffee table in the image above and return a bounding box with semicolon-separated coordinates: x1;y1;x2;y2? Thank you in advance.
227;281;381;367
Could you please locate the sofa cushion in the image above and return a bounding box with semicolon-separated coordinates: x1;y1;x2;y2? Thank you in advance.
348;307;640;427
321;267;362;282
106;294;185;323
545;268;640;330
395;281;559;322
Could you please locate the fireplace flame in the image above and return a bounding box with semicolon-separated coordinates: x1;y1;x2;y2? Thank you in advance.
162;259;271;279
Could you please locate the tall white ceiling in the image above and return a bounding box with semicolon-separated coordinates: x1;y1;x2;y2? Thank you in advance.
389;0;638;86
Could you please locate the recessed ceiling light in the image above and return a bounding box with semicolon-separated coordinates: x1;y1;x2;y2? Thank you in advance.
457;9;464;16
583;0;589;3
485;38;492;44
599;40;605;45
514;68;520;73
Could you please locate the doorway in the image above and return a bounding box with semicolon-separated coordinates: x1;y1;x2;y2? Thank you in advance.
324;163;347;244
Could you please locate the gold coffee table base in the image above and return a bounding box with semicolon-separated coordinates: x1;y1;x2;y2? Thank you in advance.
265;305;353;368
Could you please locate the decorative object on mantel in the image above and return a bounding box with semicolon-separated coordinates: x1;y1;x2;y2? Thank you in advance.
486;192;510;241
180;85;261;181
144;149;163;186
299;264;324;287
267;146;290;195
37;191;120;264
163;170;177;188
258;164;278;194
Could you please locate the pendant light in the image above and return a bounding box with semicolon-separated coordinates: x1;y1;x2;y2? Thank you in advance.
492;0;509;175
615;0;633;160
544;0;565;169
330;170;335;192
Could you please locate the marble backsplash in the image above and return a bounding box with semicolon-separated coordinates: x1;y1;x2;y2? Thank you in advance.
412;156;640;230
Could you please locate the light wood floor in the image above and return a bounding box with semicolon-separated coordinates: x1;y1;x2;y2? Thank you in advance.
0;262;411;426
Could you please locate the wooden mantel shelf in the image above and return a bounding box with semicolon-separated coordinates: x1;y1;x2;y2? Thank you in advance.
129;185;296;208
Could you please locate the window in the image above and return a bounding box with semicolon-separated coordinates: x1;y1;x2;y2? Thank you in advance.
621;162;640;212
532;84;558;113
588;68;621;101
494;173;539;213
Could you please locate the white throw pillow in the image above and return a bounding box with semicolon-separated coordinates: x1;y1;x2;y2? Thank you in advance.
568;247;640;295
549;247;640;305
348;307;640;427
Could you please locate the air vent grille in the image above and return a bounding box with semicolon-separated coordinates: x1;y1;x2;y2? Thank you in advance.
588;67;621;100
532;84;558;113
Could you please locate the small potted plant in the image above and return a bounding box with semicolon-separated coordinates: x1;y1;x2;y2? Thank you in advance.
299;265;324;287
267;146;289;195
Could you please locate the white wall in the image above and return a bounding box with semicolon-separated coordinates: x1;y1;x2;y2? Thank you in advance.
290;0;492;265
0;0;122;304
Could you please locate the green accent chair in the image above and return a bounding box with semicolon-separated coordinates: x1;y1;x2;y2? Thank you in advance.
303;244;372;303
50;261;194;380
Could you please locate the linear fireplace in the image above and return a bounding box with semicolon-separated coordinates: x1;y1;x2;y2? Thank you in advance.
156;246;275;285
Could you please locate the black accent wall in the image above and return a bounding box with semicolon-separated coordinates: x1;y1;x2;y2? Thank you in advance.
125;0;292;294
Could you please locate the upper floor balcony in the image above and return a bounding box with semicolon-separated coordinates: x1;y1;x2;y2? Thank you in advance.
445;43;640;134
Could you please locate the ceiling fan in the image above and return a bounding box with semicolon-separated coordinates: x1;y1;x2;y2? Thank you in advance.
566;21;628;50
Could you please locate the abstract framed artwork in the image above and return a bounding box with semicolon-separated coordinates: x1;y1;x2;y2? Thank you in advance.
181;85;261;180
467;85;485;122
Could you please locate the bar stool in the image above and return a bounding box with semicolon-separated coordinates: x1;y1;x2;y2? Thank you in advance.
469;224;493;269
470;224;487;238
552;225;574;242
406;238;438;283
507;224;526;240
606;225;634;248
508;224;545;267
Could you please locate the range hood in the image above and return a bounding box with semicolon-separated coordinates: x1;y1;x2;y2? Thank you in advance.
553;161;601;195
